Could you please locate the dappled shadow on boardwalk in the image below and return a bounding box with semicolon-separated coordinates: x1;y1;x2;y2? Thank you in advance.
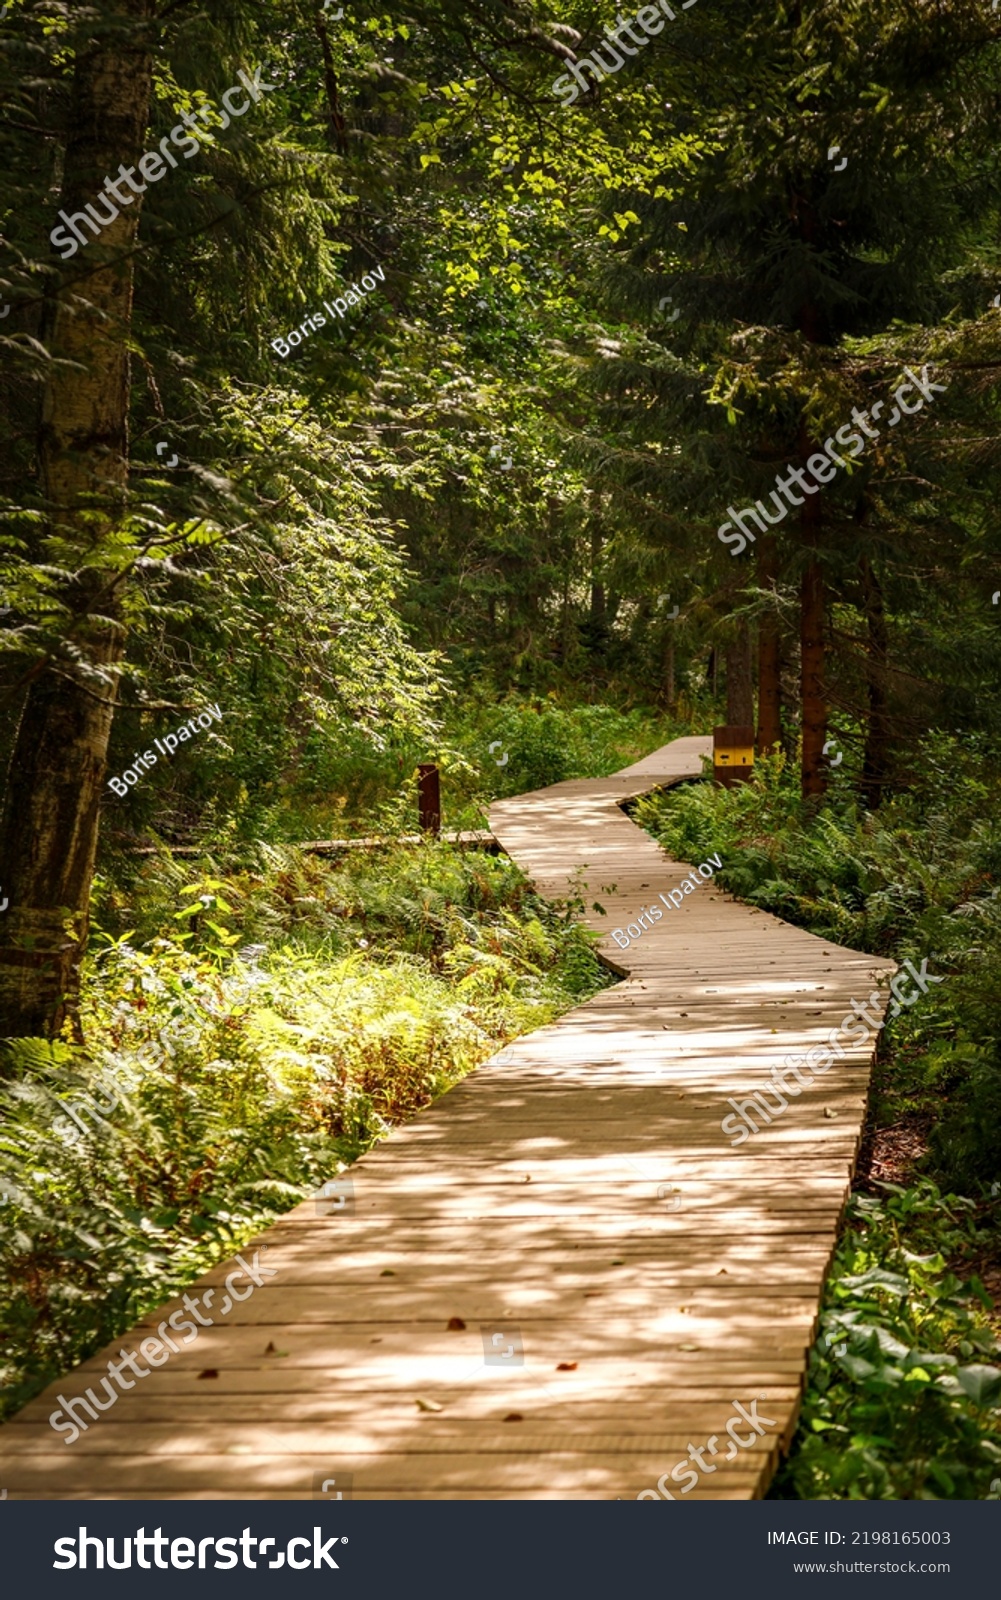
1;735;893;1499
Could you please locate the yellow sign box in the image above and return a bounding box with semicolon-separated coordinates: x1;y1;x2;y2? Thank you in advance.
715;746;755;767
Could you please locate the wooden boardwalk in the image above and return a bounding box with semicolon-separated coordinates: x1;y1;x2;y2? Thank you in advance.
2;735;894;1499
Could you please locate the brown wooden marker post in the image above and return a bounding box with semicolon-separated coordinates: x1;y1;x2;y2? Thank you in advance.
418;763;441;836
713;725;755;789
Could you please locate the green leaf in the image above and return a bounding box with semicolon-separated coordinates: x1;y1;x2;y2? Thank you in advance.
954;1364;1001;1407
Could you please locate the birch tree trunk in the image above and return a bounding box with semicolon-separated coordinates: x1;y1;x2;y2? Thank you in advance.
0;1;154;1038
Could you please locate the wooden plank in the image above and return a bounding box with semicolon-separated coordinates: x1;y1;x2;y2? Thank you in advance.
9;1391;803;1429
125;830;499;859
2;1449;775;1494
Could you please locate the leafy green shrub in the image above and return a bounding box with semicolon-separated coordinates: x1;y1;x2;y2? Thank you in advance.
771;1183;1001;1500
160;697;678;843
482;700;675;797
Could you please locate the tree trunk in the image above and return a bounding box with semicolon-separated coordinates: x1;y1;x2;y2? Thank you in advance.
589;521;605;626
315;6;349;153
661;630;676;710
859;555;890;809
756;534;782;755
800;552;826;802
790;184;830;803
798;409;827;801
0;2;154;1039
726;621;754;726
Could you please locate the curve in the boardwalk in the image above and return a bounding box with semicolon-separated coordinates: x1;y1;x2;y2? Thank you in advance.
2;735;893;1500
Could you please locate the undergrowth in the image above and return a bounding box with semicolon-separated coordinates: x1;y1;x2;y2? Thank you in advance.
129;697;679;845
771;1183;1001;1500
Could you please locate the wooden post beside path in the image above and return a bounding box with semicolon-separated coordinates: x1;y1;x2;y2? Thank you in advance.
418;763;441;836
